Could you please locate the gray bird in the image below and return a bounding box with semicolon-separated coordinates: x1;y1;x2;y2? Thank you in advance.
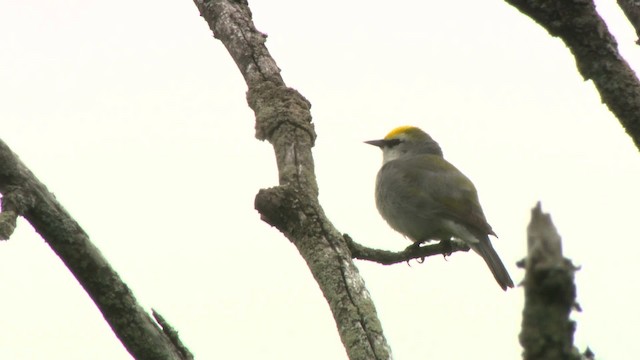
366;125;514;290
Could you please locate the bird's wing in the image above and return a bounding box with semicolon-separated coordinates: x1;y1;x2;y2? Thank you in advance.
391;154;496;237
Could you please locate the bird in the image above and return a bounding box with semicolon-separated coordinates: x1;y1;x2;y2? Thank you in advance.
365;125;514;290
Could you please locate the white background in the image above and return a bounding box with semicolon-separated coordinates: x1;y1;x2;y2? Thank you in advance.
1;1;639;359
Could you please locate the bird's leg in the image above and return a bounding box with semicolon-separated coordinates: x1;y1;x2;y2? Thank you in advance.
404;241;424;252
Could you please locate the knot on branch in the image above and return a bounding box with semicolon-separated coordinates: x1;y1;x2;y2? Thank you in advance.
2;186;36;214
0;187;36;240
0;210;17;240
255;185;311;240
248;82;315;144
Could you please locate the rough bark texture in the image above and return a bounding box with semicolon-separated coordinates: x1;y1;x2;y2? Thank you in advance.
0;140;192;360
192;1;392;359
519;203;579;360
505;0;640;151
618;0;640;44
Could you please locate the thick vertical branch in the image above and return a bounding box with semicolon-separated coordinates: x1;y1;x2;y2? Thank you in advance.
520;202;579;360
505;0;640;151
192;1;392;359
0;140;192;360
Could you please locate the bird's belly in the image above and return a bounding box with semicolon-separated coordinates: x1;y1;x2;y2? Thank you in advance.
376;199;441;243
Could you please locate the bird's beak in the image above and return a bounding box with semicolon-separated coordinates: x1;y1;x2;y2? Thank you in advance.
364;139;387;148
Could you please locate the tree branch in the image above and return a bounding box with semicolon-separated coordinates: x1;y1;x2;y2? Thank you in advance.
618;0;640;44
519;202;581;360
345;234;470;265
153;309;194;359
0;190;19;240
0;139;191;360
505;0;640;150
192;1;392;359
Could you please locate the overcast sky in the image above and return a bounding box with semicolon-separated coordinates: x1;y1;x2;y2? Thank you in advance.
2;1;639;359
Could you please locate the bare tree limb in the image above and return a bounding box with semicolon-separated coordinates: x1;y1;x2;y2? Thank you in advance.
345;234;470;265
153;309;194;359
0;191;19;240
519;202;581;360
618;0;640;44
0;139;191;360
192;1;392;359
505;0;640;151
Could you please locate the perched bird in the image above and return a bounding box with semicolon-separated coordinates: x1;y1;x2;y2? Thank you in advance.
366;125;514;290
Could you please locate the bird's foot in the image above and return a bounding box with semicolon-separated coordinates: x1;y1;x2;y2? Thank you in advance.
404;241;426;265
404;241;424;252
439;239;454;259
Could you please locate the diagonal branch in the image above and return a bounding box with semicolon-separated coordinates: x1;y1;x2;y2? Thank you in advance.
0;140;191;360
505;0;640;151
618;0;640;44
192;1;392;359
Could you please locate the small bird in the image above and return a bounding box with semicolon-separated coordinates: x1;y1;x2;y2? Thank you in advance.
366;125;514;290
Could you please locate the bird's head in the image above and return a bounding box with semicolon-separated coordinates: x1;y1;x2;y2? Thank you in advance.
365;125;443;163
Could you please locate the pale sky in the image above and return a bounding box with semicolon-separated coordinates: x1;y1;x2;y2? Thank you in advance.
1;1;639;359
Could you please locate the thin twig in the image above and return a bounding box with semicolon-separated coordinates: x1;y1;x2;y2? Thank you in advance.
345;234;470;265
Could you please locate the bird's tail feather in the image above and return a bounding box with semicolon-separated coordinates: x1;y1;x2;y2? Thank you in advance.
471;240;514;291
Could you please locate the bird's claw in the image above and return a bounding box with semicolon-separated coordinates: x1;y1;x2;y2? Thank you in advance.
440;239;454;259
405;256;426;266
404;241;427;265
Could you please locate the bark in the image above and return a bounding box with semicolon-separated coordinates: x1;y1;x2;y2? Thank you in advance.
505;0;640;151
191;1;392;359
0;140;192;360
618;0;640;44
519;202;580;360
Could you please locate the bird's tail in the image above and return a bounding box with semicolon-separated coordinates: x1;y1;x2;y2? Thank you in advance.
471;239;514;291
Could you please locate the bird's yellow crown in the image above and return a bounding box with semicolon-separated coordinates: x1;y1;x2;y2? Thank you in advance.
384;125;427;140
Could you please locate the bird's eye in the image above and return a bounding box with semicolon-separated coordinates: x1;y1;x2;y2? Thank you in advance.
386;139;401;148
